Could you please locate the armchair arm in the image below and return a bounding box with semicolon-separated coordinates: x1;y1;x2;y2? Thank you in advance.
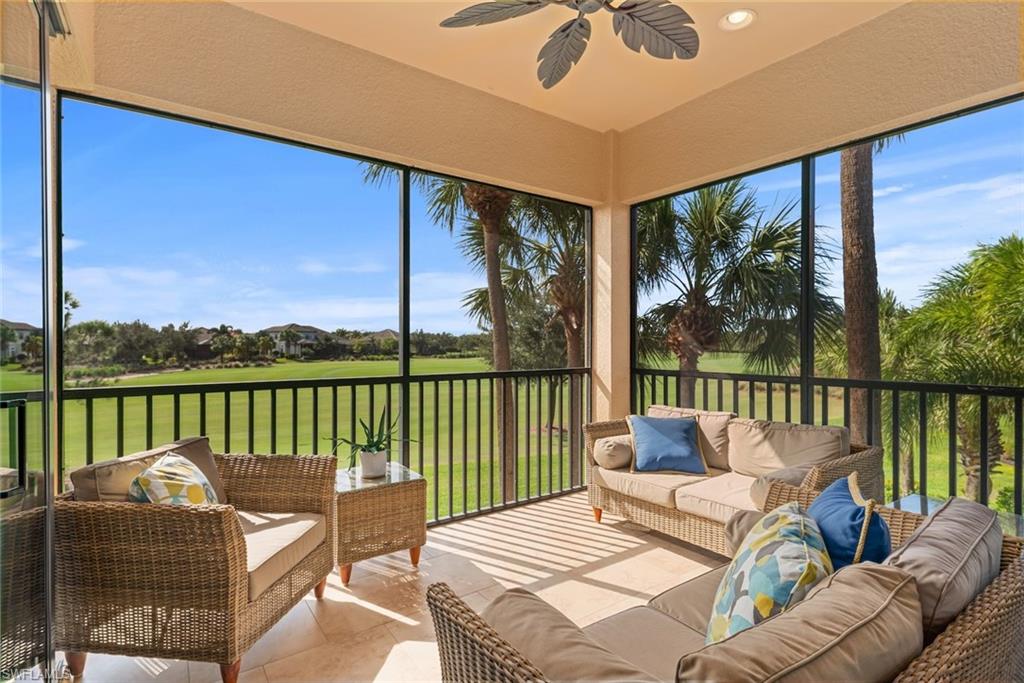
800;444;885;501
215;453;336;515
582;420;630;469
54;499;248;658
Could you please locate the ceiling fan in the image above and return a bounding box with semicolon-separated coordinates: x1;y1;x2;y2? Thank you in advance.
440;0;699;89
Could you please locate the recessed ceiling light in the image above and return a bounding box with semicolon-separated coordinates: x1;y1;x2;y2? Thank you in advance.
719;9;756;31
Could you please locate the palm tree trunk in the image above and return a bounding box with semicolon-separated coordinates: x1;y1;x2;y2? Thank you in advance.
678;351;699;409
958;414;1002;502
463;183;516;502
840;143;883;446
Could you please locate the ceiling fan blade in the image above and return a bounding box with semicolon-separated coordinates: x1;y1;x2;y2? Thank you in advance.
537;15;591;89
441;0;549;28
612;0;699;60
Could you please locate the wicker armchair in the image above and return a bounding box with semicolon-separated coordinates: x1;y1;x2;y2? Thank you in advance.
426;485;1024;682
55;452;336;683
583;418;884;555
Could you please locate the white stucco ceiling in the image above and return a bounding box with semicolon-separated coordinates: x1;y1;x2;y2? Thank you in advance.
230;0;906;132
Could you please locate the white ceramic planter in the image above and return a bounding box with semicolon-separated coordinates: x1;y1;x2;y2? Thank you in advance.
359;450;388;479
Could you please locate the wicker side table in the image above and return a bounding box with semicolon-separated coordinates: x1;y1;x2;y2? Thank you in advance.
335;462;427;586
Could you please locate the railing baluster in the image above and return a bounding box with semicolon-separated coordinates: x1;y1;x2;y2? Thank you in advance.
199;392;207;437
271;390;278;454
462;379;468;512
514;376;520;503
116;396;124;457
448;380;454;516
766;381;774;421
732;381;740;415
85;398;94;465
291;387;298;454
558;374;565;492
918;392;927;498
979;394;989;505
385;383;393;462
821;385;829;426
674;375;681;408
536;377;543;496
785;383;792;422
223;391;230;452
524;377;531;501
173;393;181;441
417;381;424;474
488;377;494;508
547;376;554;495
891;389;900;503
433;381;440;520
637;372;645;413
866;389;875;446
331;386;338;454
476;378;482;513
843;388;851;429
312;387;319;455
717;379;723;412
349;385;357;452
248;390;255;453
702;377;709;410
662;375;669;405
145;395;153;449
1014;396;1022;516
948;393;957;498
748;381;755;418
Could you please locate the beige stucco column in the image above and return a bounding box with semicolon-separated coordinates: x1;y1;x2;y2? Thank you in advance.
591;200;632;421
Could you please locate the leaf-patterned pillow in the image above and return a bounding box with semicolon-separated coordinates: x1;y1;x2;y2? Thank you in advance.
128;452;219;506
706;502;833;644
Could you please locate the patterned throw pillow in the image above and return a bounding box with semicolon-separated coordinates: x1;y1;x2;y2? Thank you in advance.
128;452;219;505
706;502;833;644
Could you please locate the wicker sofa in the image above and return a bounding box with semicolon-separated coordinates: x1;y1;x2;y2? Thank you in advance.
584;406;884;555
54;437;336;683
427;480;1024;682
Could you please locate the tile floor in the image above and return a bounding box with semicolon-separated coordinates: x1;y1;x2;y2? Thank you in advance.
63;492;724;682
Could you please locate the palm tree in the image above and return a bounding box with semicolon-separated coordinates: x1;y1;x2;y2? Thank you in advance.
256;333;274;359
636;180;841;407
280;329;300;357
64;290;80;330
363;166;520;500
892;236;1024;501
23;334;43;364
839;136;902;445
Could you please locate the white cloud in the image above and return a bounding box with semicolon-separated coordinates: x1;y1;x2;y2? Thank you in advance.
298;259;332;275
873;184;908;198
903;173;1024;205
297;258;389;275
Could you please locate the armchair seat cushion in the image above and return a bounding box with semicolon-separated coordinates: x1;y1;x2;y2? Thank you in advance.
592;466;725;509
239;511;326;600
673;471;759;524
584;606;706;681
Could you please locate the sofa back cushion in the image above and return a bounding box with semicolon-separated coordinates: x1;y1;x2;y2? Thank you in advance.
885;497;1001;639
646;406;735;470
727;419;850;478
69;436;225;502
678;563;923;683
483;587;658;682
628;416;706;474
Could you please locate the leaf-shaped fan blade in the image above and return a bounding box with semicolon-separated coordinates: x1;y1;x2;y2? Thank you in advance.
441;0;548;28
537;15;591;89
612;0;699;60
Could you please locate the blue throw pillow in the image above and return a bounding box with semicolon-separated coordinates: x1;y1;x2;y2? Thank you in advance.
807;473;891;569
627;415;706;474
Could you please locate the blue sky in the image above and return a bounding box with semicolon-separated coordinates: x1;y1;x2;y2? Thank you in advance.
3;88;1022;333
639;99;1024;313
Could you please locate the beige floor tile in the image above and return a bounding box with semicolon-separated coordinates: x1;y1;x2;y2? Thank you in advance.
188;663;269;683
62;653;189;683
263;625;397;683
308;579;427;638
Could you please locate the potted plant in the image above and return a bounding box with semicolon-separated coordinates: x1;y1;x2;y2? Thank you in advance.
329;409;400;479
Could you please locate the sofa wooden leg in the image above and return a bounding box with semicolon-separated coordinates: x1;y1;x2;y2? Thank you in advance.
314;576;327;599
340;563;353;586
220;660;241;683
593;507;602;523
65;652;87;677
409;546;421;567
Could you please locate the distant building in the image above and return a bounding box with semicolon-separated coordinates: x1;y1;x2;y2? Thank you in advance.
0;319;42;360
261;323;330;356
191;327;217;361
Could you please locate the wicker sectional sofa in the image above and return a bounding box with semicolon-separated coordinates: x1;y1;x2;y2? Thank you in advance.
584;406;884;555
427;480;1024;682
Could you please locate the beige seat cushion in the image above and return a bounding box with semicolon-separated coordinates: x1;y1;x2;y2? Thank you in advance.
648;565;729;634
676;563;923;683
673;471;759;524
585;606;706;682
727;419;850;478
69;436;225;503
593;434;634;470
239;511;326;601
482;588;657;682
646;405;736;470
592;466;726;509
885;497;1001;638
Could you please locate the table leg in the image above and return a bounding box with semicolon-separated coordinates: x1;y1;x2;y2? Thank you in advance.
409;546;421;567
340;564;353;586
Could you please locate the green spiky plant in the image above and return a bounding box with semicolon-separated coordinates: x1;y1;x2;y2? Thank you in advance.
329;409;406;469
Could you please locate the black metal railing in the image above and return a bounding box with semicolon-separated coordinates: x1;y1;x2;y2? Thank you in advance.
634;368;1024;513
0;368;590;524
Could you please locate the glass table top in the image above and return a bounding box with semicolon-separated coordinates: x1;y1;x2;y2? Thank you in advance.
335;461;423;493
